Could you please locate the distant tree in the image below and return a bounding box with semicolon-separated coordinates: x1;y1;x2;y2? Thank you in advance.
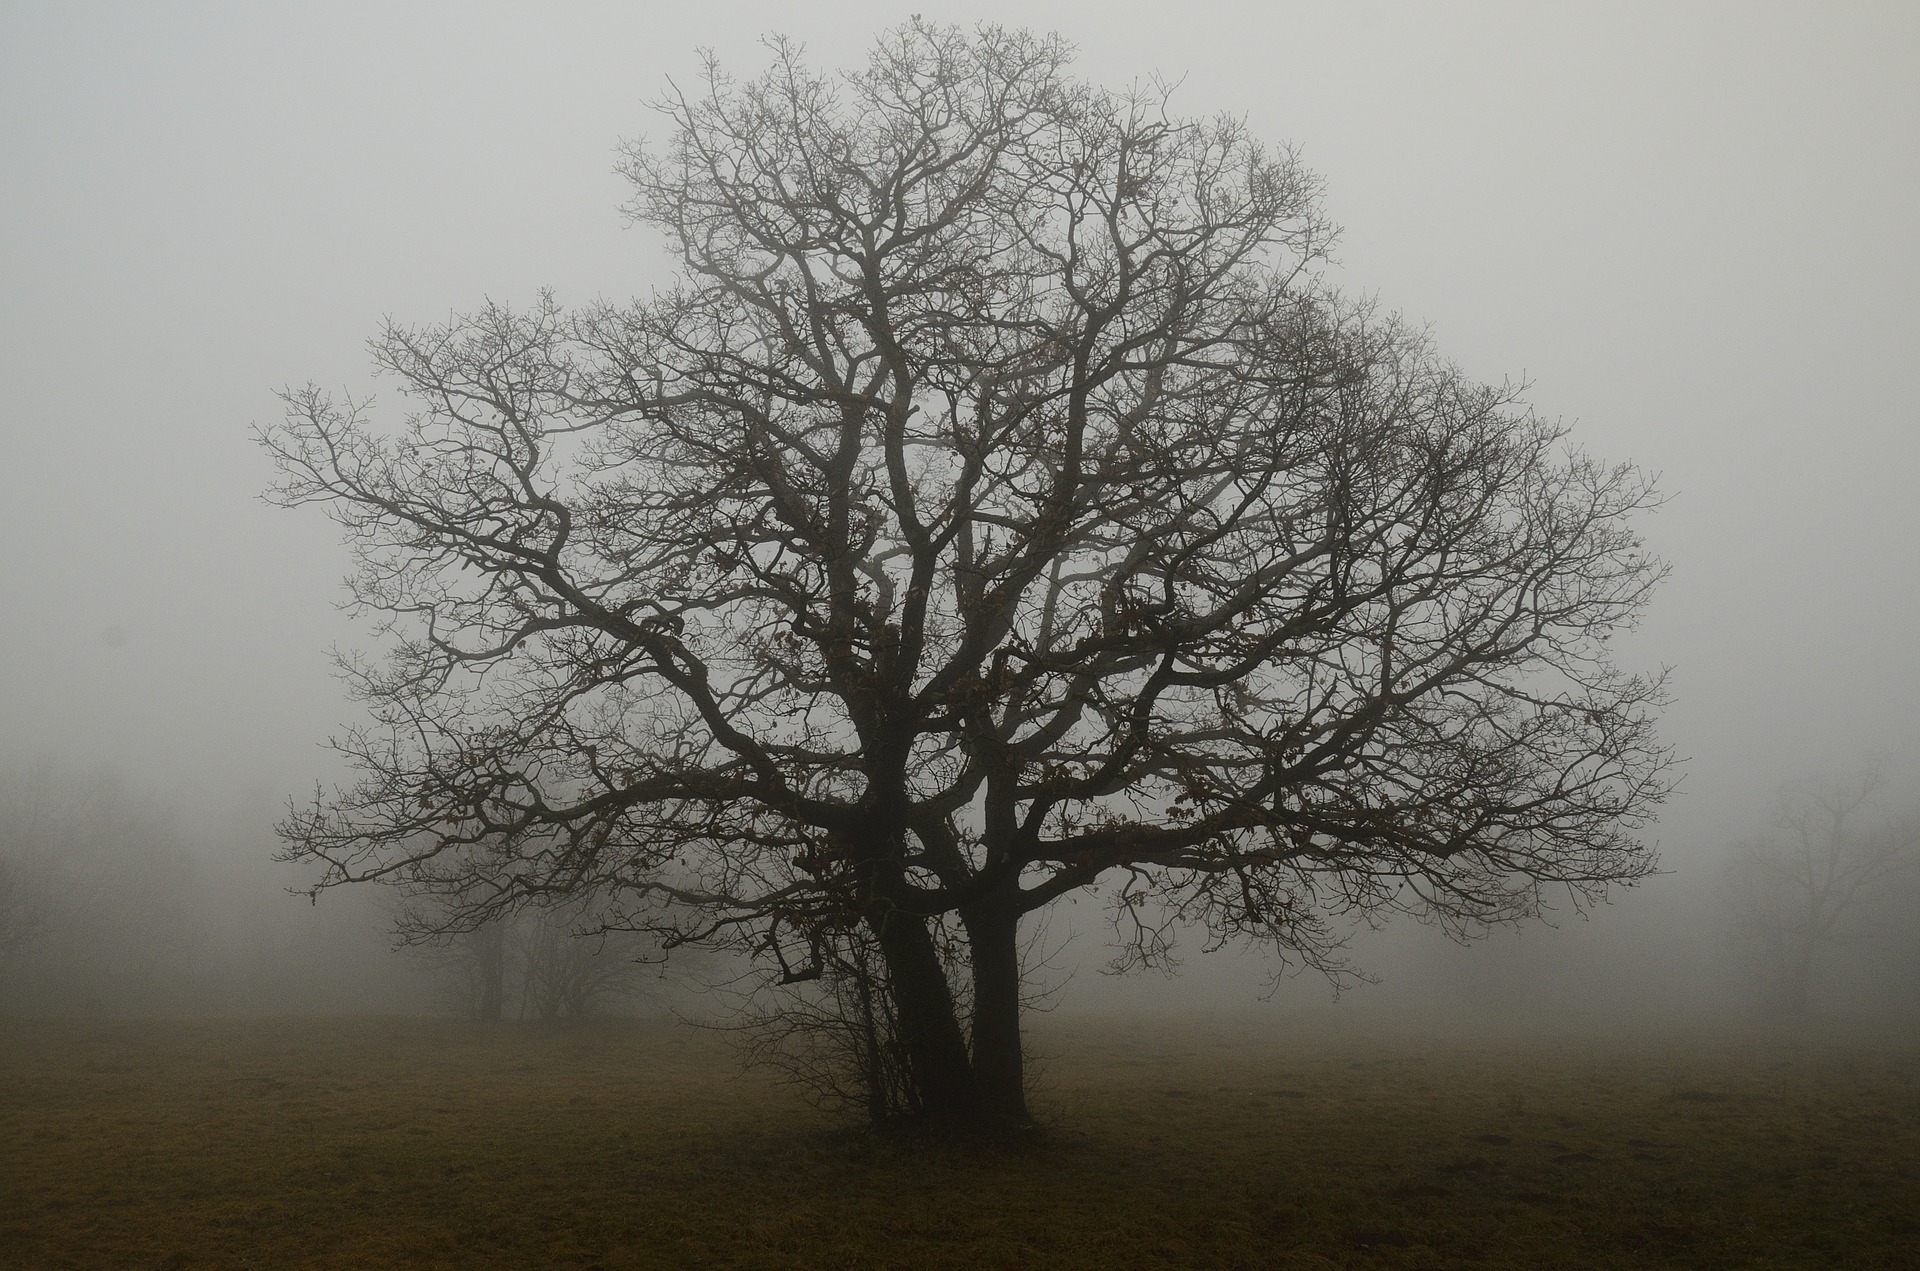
512;908;655;1022
0;763;205;1015
431;917;509;1022
1723;769;1919;1016
0;854;42;973
402;878;660;1025
263;22;1671;1128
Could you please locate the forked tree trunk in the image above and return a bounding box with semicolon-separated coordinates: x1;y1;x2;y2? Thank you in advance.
865;899;1033;1130
855;790;1029;1130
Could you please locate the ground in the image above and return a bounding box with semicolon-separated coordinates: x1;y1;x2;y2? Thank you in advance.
1;1013;1916;1269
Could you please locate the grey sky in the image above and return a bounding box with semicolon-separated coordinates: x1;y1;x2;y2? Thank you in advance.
2;0;1916;882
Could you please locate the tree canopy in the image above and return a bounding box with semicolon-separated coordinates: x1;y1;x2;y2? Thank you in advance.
264;21;1671;1127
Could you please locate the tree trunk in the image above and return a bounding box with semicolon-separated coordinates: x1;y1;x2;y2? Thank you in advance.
866;897;979;1123
963;902;1029;1125
474;921;505;1022
1782;941;1815;1017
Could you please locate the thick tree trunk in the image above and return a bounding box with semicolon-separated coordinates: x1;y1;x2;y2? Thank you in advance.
963;902;1029;1125
866;896;979;1123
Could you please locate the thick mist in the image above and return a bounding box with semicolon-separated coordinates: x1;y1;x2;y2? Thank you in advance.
2;2;1916;1034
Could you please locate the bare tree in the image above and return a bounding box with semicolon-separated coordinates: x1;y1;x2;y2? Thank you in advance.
1723;769;1919;1016
401;887;658;1024
263;22;1670;1128
422;916;509;1022
511;907;655;1023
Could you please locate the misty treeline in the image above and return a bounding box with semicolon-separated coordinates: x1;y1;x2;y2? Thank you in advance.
0;762;426;1019
0;761;700;1022
7;753;1913;1034
259;20;1676;1130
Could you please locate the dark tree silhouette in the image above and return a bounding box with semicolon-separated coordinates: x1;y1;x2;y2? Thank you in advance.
263;22;1670;1128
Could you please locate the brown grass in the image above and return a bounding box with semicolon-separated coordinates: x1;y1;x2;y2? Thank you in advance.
1;1013;1916;1269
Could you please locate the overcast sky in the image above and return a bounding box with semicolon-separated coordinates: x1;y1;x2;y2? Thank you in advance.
3;0;1916;879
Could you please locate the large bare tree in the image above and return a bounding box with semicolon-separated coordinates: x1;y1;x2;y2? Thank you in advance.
264;22;1670;1128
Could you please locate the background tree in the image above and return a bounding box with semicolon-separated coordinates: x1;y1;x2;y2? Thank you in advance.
1722;768;1919;1017
0;854;42;977
264;22;1671;1128
420;916;509;1022
398;869;663;1024
0;763;207;1016
511;907;658;1022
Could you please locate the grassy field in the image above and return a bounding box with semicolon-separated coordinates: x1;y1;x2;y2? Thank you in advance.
2;1014;1916;1269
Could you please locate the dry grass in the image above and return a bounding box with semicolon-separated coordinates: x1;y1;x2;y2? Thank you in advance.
1;1013;1916;1269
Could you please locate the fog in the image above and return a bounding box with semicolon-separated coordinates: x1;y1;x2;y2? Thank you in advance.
3;2;1916;1033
